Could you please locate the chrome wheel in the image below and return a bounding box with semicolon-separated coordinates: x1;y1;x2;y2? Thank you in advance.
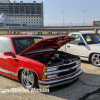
91;54;100;66
21;69;35;89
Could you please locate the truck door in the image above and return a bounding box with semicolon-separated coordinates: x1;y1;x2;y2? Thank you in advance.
66;34;87;57
0;37;16;73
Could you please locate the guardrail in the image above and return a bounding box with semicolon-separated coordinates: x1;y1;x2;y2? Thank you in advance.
44;23;93;27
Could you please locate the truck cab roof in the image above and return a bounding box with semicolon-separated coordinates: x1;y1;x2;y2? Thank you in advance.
70;32;94;35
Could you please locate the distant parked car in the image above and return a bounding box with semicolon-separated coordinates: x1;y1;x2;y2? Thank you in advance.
61;32;100;67
0;35;82;89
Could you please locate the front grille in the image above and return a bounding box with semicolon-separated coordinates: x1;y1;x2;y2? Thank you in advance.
58;68;77;77
59;63;76;70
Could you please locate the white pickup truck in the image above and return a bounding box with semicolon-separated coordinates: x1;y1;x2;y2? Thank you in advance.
60;32;100;66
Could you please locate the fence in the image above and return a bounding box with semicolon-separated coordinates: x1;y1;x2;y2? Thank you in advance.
44;23;93;27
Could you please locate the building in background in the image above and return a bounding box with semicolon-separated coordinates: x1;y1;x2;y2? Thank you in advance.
0;0;43;27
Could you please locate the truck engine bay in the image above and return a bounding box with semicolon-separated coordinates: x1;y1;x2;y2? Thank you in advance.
29;52;79;67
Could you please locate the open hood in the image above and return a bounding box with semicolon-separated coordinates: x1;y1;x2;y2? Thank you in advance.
20;36;76;55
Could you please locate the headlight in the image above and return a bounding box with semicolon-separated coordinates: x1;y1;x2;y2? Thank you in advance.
42;74;58;80
47;67;57;72
42;67;58;80
47;74;58;79
42;67;58;73
76;60;81;65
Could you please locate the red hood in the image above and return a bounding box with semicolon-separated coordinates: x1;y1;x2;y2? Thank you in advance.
20;36;76;55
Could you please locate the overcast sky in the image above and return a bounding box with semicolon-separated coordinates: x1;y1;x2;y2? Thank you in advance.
10;0;100;25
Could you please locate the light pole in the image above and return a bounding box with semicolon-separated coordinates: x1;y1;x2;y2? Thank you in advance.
43;12;45;27
83;10;86;26
62;11;65;26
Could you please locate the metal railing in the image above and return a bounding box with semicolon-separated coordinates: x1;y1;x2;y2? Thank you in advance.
44;23;93;27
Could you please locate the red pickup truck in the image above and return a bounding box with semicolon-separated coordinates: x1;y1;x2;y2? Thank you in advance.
0;35;83;89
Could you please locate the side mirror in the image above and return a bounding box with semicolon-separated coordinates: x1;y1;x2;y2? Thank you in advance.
78;42;85;46
4;52;16;58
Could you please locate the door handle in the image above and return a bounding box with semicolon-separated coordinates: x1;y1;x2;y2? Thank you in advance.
67;46;70;48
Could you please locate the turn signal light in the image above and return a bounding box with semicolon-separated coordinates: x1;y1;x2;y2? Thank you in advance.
42;75;47;79
42;68;47;73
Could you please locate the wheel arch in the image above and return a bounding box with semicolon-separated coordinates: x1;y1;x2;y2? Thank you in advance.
88;52;100;62
17;68;39;81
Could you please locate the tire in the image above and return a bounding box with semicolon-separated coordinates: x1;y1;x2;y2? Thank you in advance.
21;69;38;89
91;53;100;67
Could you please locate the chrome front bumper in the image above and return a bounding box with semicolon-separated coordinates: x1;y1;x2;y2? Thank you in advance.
38;69;83;88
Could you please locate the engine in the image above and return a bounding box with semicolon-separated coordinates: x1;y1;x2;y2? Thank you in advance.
33;53;79;67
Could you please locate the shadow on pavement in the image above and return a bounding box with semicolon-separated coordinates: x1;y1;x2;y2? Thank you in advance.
81;60;91;64
45;71;100;100
48;79;79;93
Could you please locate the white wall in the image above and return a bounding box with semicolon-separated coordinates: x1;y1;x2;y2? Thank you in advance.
0;0;10;3
10;16;43;27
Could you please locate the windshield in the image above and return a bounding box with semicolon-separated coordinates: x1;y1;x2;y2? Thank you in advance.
12;37;43;54
82;34;100;44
